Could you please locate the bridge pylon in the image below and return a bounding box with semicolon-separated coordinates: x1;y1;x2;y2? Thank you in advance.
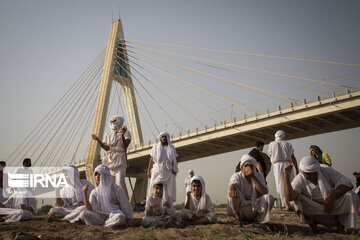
85;19;146;203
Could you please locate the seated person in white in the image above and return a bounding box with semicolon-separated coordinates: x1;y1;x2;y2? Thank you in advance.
0;188;37;223
49;165;94;219
142;178;176;227
64;164;133;227
284;156;359;233
181;175;217;224
227;154;274;225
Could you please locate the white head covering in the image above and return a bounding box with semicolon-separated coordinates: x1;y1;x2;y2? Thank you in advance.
190;175;207;210
94;164;117;214
299;156;320;173
155;132;177;166
63;165;84;202
109;115;124;131
158;132;171;144
240;154;257;170
275;130;285;141
189;169;194;174
150;177;169;202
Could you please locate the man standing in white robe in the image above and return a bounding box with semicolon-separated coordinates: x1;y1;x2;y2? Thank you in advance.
181;175;217;224
268;130;299;210
184;170;194;193
227;155;274;225
284;156;359;233
0;161;7;203
0;188;37;222
142;178;176;227
49;165;94;219
64;164;133;227
147;132;178;202
92;115;131;200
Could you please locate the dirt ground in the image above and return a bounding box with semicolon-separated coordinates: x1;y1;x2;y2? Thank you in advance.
0;209;359;240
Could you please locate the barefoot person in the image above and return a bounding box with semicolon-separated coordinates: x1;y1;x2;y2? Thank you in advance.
142;178;175;227
227;155;274;225
268;130;299;210
284;156;359;233
48;165;94;219
64;164;133;227
181;175;217;224
147;132;178;202
92;115;131;199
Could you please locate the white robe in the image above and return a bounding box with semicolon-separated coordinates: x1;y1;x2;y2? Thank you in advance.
268;139;295;207
143;195;176;227
65;183;132;227
102;130;131;170
149;144;178;202
0;190;37;222
50;179;94;218
227;172;274;223
181;193;217;223
291;165;359;228
184;176;192;193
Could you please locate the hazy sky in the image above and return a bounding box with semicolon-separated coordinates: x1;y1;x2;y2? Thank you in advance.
1;0;360;204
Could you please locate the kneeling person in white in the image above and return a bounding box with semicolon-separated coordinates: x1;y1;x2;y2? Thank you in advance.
181;176;217;224
0;189;36;222
64;164;133;227
284;156;359;233
227;155;274;224
143;178;175;227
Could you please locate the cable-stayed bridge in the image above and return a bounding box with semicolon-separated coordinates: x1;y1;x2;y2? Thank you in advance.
5;20;360;202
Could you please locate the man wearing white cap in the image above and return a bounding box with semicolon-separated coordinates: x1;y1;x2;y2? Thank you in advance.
268;130;299;210
142;178;176;227
147;132;178;202
284;156;359;233
227;155;274;225
64;164;133;227
92;115;131;199
184;170;194;193
49;165;94;219
181;175;217;224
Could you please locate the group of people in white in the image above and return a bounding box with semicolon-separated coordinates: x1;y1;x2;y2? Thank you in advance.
0;116;358;234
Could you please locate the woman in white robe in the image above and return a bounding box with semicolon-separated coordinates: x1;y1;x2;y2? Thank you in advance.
284;156;359;232
147;132;178;202
49;165;94;218
142;178;176;227
227;155;274;224
181;175;217;224
64;164;133;227
0;189;37;222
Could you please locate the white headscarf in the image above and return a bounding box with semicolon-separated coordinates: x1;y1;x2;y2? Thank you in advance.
190;175;207;210
94;164;118;214
189;169;194;174
155;132;177;165
109;115;124;131
150;177;169;203
275;130;285;141
63;165;84;202
299;156;320;173
239;154;258;211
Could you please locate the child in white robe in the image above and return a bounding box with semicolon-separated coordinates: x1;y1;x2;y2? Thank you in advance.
64;164;133;227
227;154;274;224
181;175;217;224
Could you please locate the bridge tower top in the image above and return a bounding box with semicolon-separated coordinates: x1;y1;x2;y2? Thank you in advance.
85;19;143;184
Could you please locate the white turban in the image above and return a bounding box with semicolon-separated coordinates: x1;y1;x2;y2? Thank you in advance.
94;164;117;214
109;115;124;131
275;130;285;140
190;175;207;210
158;132;171;143
63;165;83;202
240;154;257;170
299;156;320;173
189;169;194;174
150;177;169;202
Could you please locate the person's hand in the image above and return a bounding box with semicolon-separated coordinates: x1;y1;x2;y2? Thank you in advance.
198;209;209;215
20;204;27;210
187;191;192;199
77;201;84;206
91;134;98;141
324;193;335;213
163;201;170;208
83;185;89;193
119;127;127;136
172;170;177;175
229;185;238;198
147;171;151;179
284;164;293;176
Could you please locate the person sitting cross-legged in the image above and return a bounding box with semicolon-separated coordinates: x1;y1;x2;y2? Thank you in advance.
227;154;274;225
181;175;217;224
284;156;359;234
63;164;133;227
142;178;176;227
